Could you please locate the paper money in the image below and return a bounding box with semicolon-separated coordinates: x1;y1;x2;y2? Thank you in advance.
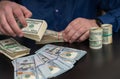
19;18;47;41
0;18;47;42
35;53;71;78
36;30;64;44
101;24;112;44
35;44;87;67
33;54;51;78
89;27;103;49
12;55;37;79
0;38;30;60
12;44;87;79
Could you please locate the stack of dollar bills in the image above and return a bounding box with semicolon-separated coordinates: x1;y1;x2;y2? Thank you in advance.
12;44;87;79
0;38;30;60
36;30;64;44
18;18;47;41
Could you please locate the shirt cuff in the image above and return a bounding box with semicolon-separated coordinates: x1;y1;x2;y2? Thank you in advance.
97;13;119;32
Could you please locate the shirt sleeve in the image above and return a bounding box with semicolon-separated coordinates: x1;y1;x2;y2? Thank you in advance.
97;0;120;32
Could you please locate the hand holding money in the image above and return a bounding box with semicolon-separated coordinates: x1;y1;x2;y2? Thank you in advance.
18;18;48;41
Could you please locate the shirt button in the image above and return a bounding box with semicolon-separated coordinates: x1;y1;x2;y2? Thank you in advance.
55;9;59;12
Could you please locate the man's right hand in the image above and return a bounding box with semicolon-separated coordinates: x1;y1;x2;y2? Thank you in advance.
0;1;32;37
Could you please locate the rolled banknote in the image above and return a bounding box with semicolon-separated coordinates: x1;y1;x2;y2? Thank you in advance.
36;30;64;44
101;24;112;44
89;27;103;49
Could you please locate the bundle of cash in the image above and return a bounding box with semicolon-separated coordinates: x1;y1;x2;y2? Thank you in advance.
19;18;47;41
12;44;87;79
0;38;30;60
36;30;64;44
101;24;112;44
89;27;103;49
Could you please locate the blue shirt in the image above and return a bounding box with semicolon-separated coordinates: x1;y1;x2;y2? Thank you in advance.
13;0;120;32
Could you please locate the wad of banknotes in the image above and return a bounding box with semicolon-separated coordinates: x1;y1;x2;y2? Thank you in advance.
0;38;30;60
18;18;48;42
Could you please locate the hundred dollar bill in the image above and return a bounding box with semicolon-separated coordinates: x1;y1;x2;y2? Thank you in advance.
36;30;64;44
34;54;68;78
0;38;30;60
36;44;87;64
0;18;47;42
33;54;51;78
20;18;47;41
37;52;72;70
12;55;37;79
89;27;103;49
35;68;46;79
101;24;112;44
89;27;103;41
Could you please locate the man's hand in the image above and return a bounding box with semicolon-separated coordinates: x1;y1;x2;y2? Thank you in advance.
0;1;32;37
62;18;99;43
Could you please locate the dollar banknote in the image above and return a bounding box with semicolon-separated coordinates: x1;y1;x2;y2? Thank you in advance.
101;24;112;44
34;54;66;78
89;27;103;49
36;44;87;61
0;18;47;42
0;38;30;60
36;30;64;44
19;18;47;41
12;55;37;79
12;44;87;79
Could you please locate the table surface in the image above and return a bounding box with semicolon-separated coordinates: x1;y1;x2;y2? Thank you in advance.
0;31;120;79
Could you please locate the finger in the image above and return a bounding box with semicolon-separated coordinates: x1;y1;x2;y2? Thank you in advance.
20;5;32;18
64;19;79;33
0;25;8;35
77;31;89;42
5;8;23;37
69;31;81;43
64;23;83;43
13;7;27;26
1;14;16;37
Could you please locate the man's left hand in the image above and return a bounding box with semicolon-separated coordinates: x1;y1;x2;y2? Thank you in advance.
62;18;99;43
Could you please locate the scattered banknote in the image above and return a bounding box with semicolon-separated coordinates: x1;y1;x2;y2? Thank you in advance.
12;44;87;79
0;38;30;60
36;30;64;44
12;55;37;79
36;44;87;61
